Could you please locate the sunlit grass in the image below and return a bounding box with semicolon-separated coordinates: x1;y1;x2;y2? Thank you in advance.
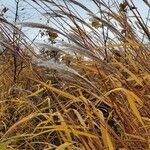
0;0;150;149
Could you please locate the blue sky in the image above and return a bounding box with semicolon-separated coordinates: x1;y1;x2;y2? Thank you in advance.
1;0;149;42
1;0;148;22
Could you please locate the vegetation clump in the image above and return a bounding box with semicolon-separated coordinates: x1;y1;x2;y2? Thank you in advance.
0;0;150;149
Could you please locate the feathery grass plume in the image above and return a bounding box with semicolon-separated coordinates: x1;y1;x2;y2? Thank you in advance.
20;22;59;32
43;11;64;18
58;42;101;60
37;43;67;55
0;40;16;54
0;18;24;37
34;58;100;93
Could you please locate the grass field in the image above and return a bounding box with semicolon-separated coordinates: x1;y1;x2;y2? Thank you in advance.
0;0;150;149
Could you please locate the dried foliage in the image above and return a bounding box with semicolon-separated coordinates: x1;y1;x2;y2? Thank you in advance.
0;0;150;149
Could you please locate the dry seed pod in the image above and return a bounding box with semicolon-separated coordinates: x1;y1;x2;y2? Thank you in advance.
119;1;128;12
112;49;122;58
43;49;59;60
47;31;58;40
121;29;126;34
62;55;74;65
71;27;86;38
90;18;102;29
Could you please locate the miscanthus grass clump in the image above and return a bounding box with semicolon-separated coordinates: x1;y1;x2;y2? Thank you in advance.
0;0;150;149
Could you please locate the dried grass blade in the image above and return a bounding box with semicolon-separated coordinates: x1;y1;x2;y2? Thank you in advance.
97;110;115;150
29;78;80;102
27;87;46;98
2;113;38;138
105;88;145;130
33;125;98;139
55;142;73;150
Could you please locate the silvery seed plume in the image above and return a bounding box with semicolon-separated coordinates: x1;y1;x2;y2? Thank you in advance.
43;12;64;18
59;41;101;61
0;32;5;41
0;40;25;60
66;0;93;14
0;40;15;53
0;18;35;47
20;22;61;34
45;71;76;84
68;32;87;44
0;18;24;37
34;58;100;94
59;42;125;79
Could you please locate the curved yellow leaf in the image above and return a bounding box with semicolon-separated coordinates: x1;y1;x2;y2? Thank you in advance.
56;142;73;150
97;110;115;150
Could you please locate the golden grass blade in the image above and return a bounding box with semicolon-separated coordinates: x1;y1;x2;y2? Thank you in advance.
34;125;98;139
126;94;145;129
105;88;142;105
96;42;148;50
97;110;115;150
105;88;145;129
113;62;143;86
109;76;122;87
2;113;38;138
27;87;46;98
142;117;150;122
55;142;73;150
72;109;87;128
29;78;80;102
148;137;150;150
0;142;14;150
55;112;72;142
125;53;138;71
1;0;150;149
0;99;26;104
124;133;146;141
